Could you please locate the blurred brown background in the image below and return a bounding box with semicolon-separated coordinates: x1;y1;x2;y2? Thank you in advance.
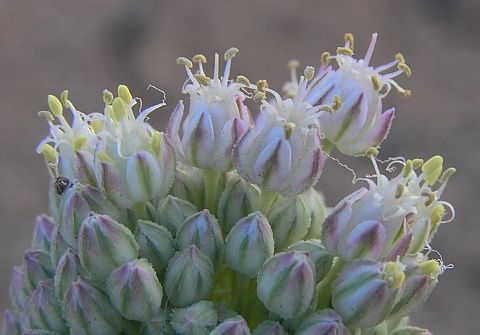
1;1;479;334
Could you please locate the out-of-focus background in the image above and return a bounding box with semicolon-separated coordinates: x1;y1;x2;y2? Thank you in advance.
1;1;478;334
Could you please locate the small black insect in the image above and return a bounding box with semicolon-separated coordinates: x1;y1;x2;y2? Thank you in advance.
54;176;73;195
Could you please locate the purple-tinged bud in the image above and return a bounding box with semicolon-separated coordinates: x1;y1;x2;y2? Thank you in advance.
209;316;251;335
252;320;289;335
8;266;31;313
176;210;224;266
53;248;83;301
295;309;351;335
78;213;139;281
164;245;214;307
225;212;274;278
342;220;387;261
2;310;20;335
169;165;205;210
73;150;96;186
31;215;56;253
134;219;175;274
389;327;432;335
23;251;54;290
361;321;388;335
267;196;310;251
288;240;334;283
58;189;90;249
218;174;261;233
62;276;122;335
106;258;163;322
26;279;68;333
50;225;70;267
301;188;328;240
257;250;315;319
332;260;404;329
170;300;217;335
156;195;198;235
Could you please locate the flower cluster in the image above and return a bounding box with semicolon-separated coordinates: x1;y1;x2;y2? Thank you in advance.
3;33;454;335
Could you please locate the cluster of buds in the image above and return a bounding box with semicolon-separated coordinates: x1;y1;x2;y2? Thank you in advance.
3;33;454;335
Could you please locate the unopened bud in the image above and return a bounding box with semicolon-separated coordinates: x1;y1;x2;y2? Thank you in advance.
156;195;198;235
288;240;334;283
295;309;350;335
209;316;251;335
31;215;56;253
170;300;217;335
252;320;288;335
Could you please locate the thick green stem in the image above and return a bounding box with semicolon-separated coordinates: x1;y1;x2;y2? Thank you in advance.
202;169;223;215
316;257;345;310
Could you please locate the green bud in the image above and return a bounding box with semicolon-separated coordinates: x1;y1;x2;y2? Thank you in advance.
169;166;205;210
139;309;176;335
2;310;20;335
58;189;91;249
50;225;70;267
54;248;83;301
252;320;289;335
106;258;163;322
267;196;310;251
295;309;350;335
78;213;139;281
301;188;328;240
62;276;122;335
8;266;31;313
209;316;251;335
23;250;54;290
164;245;214;307
224;212;274;278
31;215;56;253
257;250;315;319
156;195;198;235
170;300;217;335
288;239;334;283
360;321;389;335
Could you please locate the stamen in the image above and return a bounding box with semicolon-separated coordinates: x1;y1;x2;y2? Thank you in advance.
73;135;86;150
253;92;266;102
304;66;315;81
118;85;133;104
402;160;413;177
365;147;379;158
397;63;412;77
287;59;300;69
421;190;436;207
363;33;378;66
38;143;57;164
336;47;353;56
38;111;54;122
440;167;456;183
194;74;211;86
60;90;69;108
412;158;424;170
321;52;331;66
235;75;250;86
395;183;406;199
103;90;114;104
112;97;128;120
224;47;239;60
344;33;354;50
332;95;342;111
256;80;268;92
284;122;295;140
192;54;207;63
176;57;193;68
422;156;443;185
48;95;63;117
397;88;411;97
395;53;406;63
371;75;381;91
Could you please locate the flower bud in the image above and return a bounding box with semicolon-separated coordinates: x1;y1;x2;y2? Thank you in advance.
288;240;334;283
8;266;31;313
170;300;217;335
389;327;432;335
26;279;68;333
332;260;404;329
78;213;139;281
164;245;214;307
169;165;205;209
360;321;389;335
295;309;351;335
225;212;274;278
217;174;261;233
50;225;70;267
257;250;315;319
156;195;198;235
176;210;224;266
301;188;328;240
31;215;56;253
23;251;54;290
62;276;122;335
139;309;176;335
53;248;84;302
267;196;310;251
252;321;289;335
2;310;20;335
106;258;163;321
209;316;251;335
134;219;175;274
58;189;91;249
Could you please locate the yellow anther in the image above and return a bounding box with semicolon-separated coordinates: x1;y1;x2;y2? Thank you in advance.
371;75;381;91
422;156;443;185
103;90;114;104
287;59;300;69
236;75;251;86
39;143;57;164
112;97;128;120
332;95;342;111
304;66;315;81
60;90;69;108
365;147;379;158
419;259;441;278
107;105;116;122
177;57;193;68
48;95;63;117
284;122;295;140
194;74;211;86
395;183;406;199
90;119;103;133
37;111;54;122
403;160;413;177
118;85;133;104
151;131;161;154
192;54;207;63
412;158;424;170
397;62;412;77
319;105;335;115
336;46;354;56
253;92;266;102
224;47;239;60
321;52;331;67
96;152;114;163
440;167;456;183
382;262;405;288
256;79;268;92
395;53;406;63
73;135;87;150
344;33;354;49
397;89;411;97
421;189;437;207
430;204;445;230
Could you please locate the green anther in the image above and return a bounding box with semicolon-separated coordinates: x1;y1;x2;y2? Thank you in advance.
224;47;239;60
112;97;128;120
39;143;57;164
440;167;456;183
402;160;413;177
151;131;161;154
73;135;87;150
336;46;353;56
395;183;406;199
192;54;207;63
90;119;103;133
177;57;193;68
422;156;443;185
194;74;211;86
60;90;69;108
430;204;445;230
253;92;266;102
96;152;114;163
371;75;381;91
37;111;54;122
118;85;133;104
304;66;315;81
383;262;405;288
421;189;436;207
419;259;441;278
236;75;250;86
412;158;424;170
103;90;114;104
48;95;63;117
